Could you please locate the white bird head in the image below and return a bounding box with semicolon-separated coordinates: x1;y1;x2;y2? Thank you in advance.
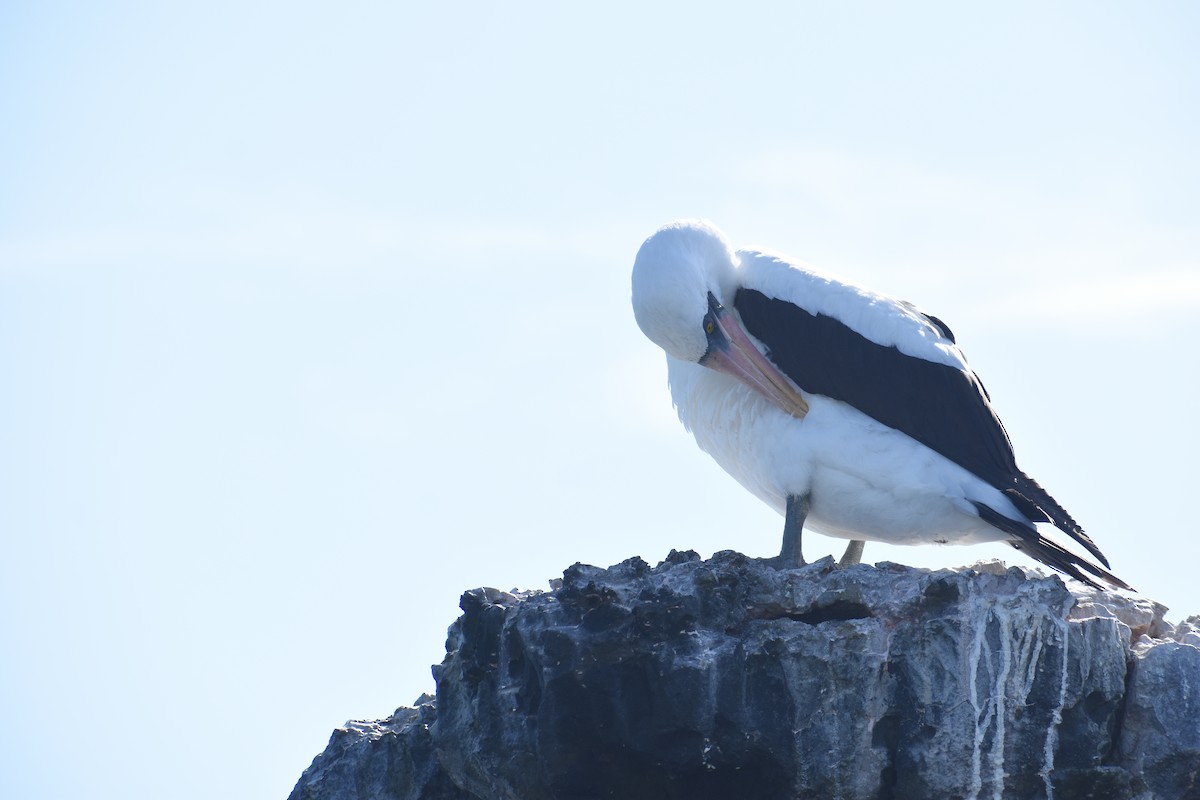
631;219;810;417
631;219;739;362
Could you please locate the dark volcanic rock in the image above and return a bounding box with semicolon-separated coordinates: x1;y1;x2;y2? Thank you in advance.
290;552;1200;800
287;698;471;800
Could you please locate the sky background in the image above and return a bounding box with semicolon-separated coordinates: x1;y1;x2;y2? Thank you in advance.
2;3;1198;799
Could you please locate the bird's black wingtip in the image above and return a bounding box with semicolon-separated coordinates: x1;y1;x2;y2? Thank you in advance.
1009;539;1134;593
973;501;1132;592
1010;474;1113;569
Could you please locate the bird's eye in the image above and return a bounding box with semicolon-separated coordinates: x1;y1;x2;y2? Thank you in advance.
704;317;716;335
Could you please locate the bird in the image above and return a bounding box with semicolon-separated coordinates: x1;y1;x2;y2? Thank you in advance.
630;219;1129;591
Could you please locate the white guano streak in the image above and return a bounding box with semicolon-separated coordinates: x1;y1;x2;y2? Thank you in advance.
965;601;1069;800
1040;617;1071;799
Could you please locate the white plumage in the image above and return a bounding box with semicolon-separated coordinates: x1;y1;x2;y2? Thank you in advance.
667;361;1001;545
631;219;1127;589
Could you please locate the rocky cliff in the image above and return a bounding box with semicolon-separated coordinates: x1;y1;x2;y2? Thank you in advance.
289;551;1200;800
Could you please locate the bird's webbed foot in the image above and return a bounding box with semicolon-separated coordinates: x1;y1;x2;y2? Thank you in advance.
758;552;806;570
762;496;865;570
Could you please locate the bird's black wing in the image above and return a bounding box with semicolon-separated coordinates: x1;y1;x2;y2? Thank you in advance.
734;288;1108;567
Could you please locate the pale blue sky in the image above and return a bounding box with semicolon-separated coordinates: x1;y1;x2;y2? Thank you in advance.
2;3;1198;799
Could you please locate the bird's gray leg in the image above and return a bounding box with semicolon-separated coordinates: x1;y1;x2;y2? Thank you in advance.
775;493;809;568
839;540;865;567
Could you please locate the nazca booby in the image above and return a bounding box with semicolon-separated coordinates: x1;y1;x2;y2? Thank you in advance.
631;219;1128;590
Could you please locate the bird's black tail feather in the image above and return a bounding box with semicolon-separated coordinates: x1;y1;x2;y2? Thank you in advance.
972;501;1132;591
1008;471;1111;569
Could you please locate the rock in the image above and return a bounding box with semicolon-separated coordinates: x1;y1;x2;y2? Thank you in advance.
1120;643;1200;799
290;551;1200;800
287;697;471;800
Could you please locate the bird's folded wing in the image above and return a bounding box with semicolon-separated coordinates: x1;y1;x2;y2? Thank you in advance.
734;284;1021;494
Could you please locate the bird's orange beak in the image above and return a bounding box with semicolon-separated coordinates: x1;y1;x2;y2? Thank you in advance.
700;296;810;418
